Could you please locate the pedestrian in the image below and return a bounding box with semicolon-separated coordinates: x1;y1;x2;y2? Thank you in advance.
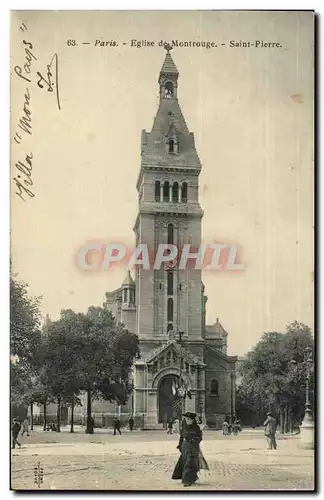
263;412;277;450
222;420;229;435
113;418;122;435
232;420;239;435
129;417;134;431
172;412;209;487
21;418;30;436
167;418;173;434
12;418;22;449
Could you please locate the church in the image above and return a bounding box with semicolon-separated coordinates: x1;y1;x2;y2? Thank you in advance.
34;48;237;430
102;47;237;429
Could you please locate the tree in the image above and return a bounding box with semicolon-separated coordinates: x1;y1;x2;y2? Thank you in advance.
10;272;42;419
10;274;41;364
41;313;84;432
76;306;140;433
40;307;140;434
237;322;314;431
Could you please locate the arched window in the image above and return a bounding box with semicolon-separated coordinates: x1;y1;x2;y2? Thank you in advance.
167;271;173;295
163;181;170;202
167;298;173;322
168;139;174;154
167;223;174;245
155;181;160;201
123;289;128;303
165;81;173;98
172;182;179;203
181;182;188;202
210;379;219;396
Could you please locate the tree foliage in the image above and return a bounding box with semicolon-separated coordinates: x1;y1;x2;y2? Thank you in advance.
10;271;140;430
10;272;42;418
236;321;314;428
10;274;41;365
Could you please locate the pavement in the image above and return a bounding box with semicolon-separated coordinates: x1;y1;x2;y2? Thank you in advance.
10;428;315;491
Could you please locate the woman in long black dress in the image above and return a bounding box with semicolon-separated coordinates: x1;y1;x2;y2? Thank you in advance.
172;412;209;487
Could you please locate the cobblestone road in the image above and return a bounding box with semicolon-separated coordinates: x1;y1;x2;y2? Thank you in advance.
11;429;314;491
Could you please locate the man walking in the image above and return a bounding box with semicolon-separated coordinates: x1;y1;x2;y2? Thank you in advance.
21;418;30;436
128;417;134;431
263;412;277;450
12;418;22;449
113;418;122;435
167;418;173;435
222;420;229;435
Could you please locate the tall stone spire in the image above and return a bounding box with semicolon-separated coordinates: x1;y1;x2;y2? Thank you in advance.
140;48;202;171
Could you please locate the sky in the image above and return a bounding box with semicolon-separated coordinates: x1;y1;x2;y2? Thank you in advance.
10;10;314;356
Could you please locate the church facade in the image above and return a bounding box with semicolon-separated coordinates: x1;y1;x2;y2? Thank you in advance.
103;49;237;429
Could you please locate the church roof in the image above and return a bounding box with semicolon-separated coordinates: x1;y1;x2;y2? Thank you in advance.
122;271;135;287
137;340;205;367
205;318;228;337
160;52;179;76
206;343;238;364
105;287;122;300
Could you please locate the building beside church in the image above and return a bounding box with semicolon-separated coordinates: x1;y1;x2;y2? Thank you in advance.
33;49;237;430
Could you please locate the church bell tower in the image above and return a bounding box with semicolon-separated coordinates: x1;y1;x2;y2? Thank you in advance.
134;46;204;352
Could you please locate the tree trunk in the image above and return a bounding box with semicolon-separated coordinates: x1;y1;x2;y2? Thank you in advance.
280;407;284;434
57;397;61;432
30;402;34;430
86;389;93;434
284;405;289;434
289;407;293;434
43;401;47;431
70;399;74;433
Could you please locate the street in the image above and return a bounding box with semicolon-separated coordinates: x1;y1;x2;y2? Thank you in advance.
11;428;314;491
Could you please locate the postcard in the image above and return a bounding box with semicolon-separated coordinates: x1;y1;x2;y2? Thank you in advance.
10;10;314;491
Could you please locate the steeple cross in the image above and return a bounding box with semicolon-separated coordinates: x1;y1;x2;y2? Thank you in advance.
164;42;173;53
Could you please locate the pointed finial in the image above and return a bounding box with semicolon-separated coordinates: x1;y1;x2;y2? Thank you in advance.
164;42;173;53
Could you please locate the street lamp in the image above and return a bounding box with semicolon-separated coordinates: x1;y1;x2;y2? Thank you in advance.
299;347;314;449
177;331;185;422
291;347;314;449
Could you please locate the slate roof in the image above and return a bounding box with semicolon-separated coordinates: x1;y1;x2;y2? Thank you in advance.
159;52;179;76
122;271;135;287
205;318;228;337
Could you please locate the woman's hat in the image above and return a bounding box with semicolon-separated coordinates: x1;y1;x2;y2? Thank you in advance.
183;412;197;419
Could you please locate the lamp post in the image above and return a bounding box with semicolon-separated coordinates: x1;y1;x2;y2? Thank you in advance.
299;347;314;449
177;331;186;422
290;347;314;449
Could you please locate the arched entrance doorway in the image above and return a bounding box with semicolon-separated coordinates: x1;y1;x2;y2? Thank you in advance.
158;374;179;423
